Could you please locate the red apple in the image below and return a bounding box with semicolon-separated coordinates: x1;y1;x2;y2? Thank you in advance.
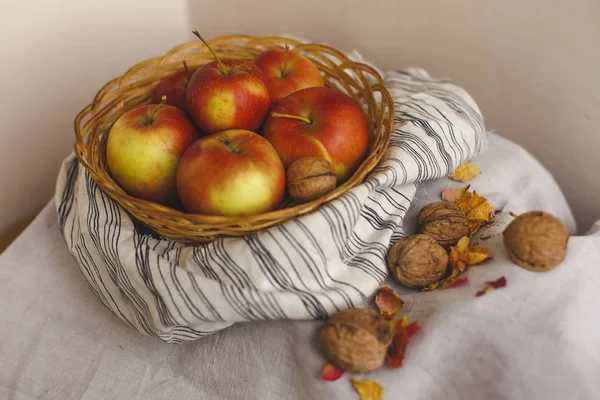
106;96;198;205
177;129;285;216
151;61;200;111
262;87;370;182
186;31;270;134
254;46;324;104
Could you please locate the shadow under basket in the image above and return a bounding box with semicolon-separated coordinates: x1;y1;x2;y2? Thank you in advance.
74;35;394;243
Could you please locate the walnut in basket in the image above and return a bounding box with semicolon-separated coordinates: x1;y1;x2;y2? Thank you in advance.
386;234;449;288
418;202;469;248
286;157;337;203
320;308;393;373
503;211;569;271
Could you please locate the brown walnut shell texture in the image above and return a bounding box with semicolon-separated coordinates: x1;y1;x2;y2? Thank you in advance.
418;201;469;248
286;157;337;203
503;211;569;271
319;308;393;373
386;234;449;288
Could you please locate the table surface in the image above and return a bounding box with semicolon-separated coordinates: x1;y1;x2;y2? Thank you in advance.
2;133;599;400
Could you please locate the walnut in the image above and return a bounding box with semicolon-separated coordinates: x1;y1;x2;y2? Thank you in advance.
386;234;449;288
418;201;469;248
503;211;569;271
286;157;337;203
319;308;393;373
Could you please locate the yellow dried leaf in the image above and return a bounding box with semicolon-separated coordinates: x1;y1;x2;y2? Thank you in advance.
441;185;470;202
448;162;481;182
423;237;491;291
467;247;491;265
352;379;384;400
454;189;494;234
374;285;404;320
389;316;409;335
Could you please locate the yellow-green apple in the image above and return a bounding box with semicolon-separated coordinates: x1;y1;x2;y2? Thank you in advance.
177;129;285;216
253;46;324;104
106;96;198;205
186;31;270;134
261;87;370;182
151;61;200;112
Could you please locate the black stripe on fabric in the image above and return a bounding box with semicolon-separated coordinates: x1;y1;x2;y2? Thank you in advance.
57;159;79;233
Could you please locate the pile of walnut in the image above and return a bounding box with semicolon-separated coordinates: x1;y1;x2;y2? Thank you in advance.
386;202;570;288
319;198;570;374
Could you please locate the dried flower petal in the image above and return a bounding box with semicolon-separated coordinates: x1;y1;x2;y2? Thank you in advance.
405;321;421;337
448;162;482;182
386;328;408;368
454;189;495;234
374;285;404;320
487;276;507;289
351;379;384;400
441;185;470;202
321;363;344;381
386;319;420;368
441;276;469;289
476;276;507;297
509;211;519;218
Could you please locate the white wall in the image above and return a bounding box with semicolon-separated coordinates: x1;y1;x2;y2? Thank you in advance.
0;0;190;246
189;0;600;231
2;0;598;245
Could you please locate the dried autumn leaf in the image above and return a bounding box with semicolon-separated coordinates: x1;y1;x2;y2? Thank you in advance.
422;237;491;291
321;363;344;381
375;285;404;320
454;188;495;234
441;185;470;202
476;276;507;297
351;379;384;400
448;162;482;182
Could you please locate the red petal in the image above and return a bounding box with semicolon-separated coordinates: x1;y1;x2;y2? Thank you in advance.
386;329;409;368
321;363;344;381
405;321;421;337
487;276;507;289
441;277;469;289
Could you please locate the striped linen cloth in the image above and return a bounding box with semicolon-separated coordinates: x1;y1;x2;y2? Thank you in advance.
55;65;486;343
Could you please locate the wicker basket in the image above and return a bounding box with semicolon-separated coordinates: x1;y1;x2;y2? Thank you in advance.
73;35;394;243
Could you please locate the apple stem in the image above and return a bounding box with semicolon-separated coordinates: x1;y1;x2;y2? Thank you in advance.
149;95;167;121
282;44;290;77
270;112;312;125
231;134;253;153
183;60;191;86
192;30;226;75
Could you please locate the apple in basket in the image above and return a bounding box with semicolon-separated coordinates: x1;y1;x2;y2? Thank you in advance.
151;60;200;112
253;46;324;105
261;87;370;182
106;96;198;205
177;129;285;216
186;30;270;134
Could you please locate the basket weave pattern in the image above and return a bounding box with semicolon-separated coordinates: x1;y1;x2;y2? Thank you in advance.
74;35;394;243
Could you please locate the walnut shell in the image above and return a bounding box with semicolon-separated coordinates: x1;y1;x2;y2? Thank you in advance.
287;157;337;203
386;234;449;288
320;308;393;373
418;201;469;248
503;211;569;271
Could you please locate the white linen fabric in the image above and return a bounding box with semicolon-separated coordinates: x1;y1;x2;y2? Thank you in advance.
54;65;486;342
3;133;599;400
